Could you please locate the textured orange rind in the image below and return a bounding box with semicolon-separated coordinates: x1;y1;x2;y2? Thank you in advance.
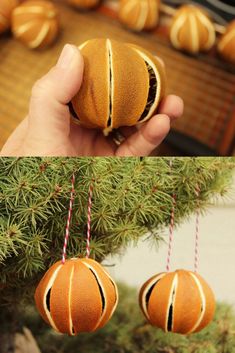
119;0;160;32
139;269;215;334
12;0;59;49
70;38;166;136
35;258;119;335
217;20;235;65
170;5;216;54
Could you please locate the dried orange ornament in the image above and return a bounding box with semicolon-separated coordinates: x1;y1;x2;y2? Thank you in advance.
139;173;215;335
217;20;235;65
170;5;216;54
70;38;166;135
35;258;118;335
139;269;215;334
12;0;59;49
35;176;118;335
68;0;100;10
119;0;160;32
0;0;19;34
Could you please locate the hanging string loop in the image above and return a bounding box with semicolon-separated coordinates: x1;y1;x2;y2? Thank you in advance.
166;158;176;272
194;184;200;273
61;174;94;263
86;180;94;258
165;162;201;273
62;173;76;264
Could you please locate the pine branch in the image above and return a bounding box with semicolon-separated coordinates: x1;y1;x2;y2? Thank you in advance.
0;157;234;306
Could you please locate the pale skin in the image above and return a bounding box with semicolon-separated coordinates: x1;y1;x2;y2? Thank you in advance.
0;44;184;157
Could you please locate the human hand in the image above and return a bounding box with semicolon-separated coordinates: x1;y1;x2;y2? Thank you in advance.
0;44;183;157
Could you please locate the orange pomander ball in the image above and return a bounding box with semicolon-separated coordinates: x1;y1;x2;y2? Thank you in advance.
67;0;100;10
170;5;216;54
139;269;215;334
70;38;166;136
35;258;118;335
0;0;19;34
119;0;160;32
12;0;59;49
217;20;235;65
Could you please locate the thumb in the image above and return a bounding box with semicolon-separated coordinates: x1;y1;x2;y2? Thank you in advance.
27;44;84;141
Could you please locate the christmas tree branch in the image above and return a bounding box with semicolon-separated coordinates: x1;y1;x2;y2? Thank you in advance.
0;157;234;306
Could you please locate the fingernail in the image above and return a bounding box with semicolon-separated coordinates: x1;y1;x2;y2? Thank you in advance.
56;44;76;69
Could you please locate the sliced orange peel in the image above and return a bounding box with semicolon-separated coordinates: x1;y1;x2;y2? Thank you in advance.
12;0;59;49
35;258;118;335
170;5;216;54
119;0;161;32
139;269;216;334
217;20;235;65
70;38;166;136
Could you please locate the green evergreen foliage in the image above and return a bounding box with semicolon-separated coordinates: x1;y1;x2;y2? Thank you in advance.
20;283;235;353
0;157;234;306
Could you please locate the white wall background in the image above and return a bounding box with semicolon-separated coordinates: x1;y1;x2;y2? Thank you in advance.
108;175;235;306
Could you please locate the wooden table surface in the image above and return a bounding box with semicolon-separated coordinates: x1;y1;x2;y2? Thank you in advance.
0;0;234;155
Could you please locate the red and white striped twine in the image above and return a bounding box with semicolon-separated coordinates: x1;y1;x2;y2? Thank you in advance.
62;173;76;264
166;193;176;272
194;184;200;273
86;181;94;258
166;158;176;272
